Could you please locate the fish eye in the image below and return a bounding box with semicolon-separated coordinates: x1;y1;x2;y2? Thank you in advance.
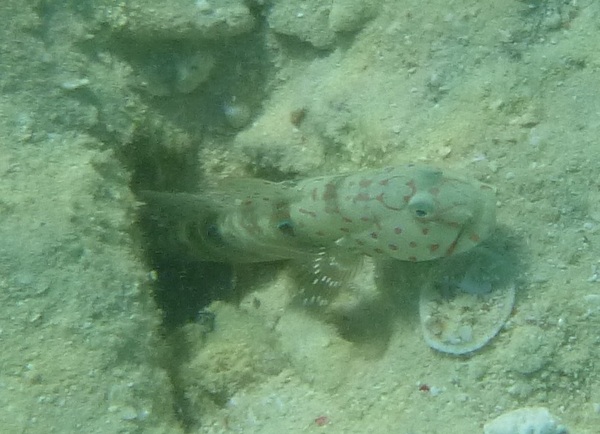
277;219;295;236
193;221;225;246
408;193;435;218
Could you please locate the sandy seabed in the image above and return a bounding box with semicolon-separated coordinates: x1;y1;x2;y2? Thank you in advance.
0;1;598;433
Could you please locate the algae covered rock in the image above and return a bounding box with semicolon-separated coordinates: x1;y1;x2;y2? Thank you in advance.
178;302;287;404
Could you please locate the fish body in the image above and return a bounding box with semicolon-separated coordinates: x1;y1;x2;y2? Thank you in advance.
142;165;514;356
143;165;496;264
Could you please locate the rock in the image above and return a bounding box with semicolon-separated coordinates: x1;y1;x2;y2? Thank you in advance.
109;0;255;41
268;0;379;48
268;0;336;49
329;0;379;33
483;407;568;434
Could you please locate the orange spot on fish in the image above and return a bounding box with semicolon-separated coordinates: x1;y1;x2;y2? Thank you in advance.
354;192;370;202
322;183;337;201
311;188;318;201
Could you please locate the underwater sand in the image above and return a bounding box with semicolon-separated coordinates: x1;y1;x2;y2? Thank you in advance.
0;1;598;433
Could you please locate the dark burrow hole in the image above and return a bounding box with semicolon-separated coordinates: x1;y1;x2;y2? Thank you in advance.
102;9;315;427
122;136;235;329
119;134;238;430
111;28;273;330
112;20;288;414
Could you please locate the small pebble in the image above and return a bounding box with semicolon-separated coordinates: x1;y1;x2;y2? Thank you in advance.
224;101;251;129
60;78;90;90
483;407;567;434
120;406;138;421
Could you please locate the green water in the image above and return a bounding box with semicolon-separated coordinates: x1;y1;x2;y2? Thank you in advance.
0;1;597;432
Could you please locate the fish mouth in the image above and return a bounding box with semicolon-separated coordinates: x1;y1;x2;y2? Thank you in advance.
445;197;496;257
444;224;466;257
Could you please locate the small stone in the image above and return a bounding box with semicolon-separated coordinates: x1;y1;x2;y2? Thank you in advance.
60;78;90;90
120;406;138;421
194;0;211;13
483;407;567;434
223;101;252;129
437;146;452;158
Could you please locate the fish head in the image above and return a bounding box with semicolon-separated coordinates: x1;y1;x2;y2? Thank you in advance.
408;171;496;259
361;166;497;261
